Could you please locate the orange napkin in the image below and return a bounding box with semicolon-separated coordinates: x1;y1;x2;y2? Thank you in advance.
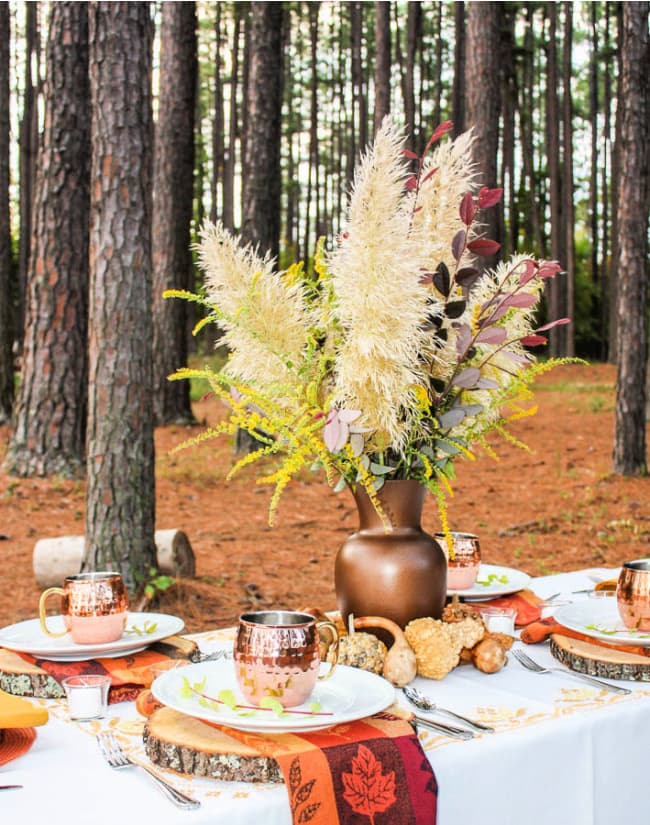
14;636;199;703
214;712;437;825
473;589;544;627
0;727;37;767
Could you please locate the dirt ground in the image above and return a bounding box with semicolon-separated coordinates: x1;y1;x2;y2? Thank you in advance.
0;362;649;634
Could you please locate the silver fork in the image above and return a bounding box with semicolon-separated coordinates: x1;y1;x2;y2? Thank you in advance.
511;648;631;695
403;687;495;733
97;732;201;810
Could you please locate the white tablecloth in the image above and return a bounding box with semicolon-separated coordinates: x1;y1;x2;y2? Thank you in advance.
3;568;649;825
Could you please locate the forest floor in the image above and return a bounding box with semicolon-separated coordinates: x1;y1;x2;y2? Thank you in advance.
0;362;649;634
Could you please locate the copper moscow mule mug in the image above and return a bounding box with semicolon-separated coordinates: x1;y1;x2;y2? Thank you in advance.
234;610;339;708
617;560;650;632
39;572;128;645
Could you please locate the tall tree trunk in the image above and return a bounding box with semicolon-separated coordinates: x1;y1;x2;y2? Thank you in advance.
465;1;501;265
302;3;319;266
432;3;443;130
500;5;517;258
519;4;544;255
350;1;367;155
0;1;11;423
563;2;575;358
608;3;624;363
240;2;284;261
373;1;391;135
545;4;564;355
589;3;599;290
17;2;39;347
240;6;252;215
237;2;284;454
222;5;241;233
613;2;649;475
452;1;465;137
4;2;90;476
210;2;223;224
85;1;156;590
402;1;420;152
600;3;612;362
152;2;196;425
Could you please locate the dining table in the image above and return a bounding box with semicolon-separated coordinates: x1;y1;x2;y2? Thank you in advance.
2;566;650;825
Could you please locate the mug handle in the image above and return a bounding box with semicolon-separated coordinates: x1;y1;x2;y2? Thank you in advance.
316;620;339;681
38;588;69;638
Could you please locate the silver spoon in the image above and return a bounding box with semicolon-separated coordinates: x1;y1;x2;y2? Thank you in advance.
403;686;495;734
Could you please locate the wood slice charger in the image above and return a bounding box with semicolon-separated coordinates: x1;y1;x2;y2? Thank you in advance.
143;707;283;784
550;633;650;682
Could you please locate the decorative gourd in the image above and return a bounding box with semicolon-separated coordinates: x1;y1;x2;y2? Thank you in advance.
354;616;418;687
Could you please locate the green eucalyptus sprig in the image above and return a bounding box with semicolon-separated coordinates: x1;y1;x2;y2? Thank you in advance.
179;676;331;719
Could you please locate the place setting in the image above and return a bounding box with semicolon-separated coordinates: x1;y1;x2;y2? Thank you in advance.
0;571;194;706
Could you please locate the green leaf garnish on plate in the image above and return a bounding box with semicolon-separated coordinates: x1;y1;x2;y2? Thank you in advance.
475;573;510;587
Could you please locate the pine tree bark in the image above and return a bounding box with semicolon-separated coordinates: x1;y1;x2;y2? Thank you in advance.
302;3;319;265
222;5;241;233
84;1;156;590
465;1;501;264
210;2;223;225
613;1;649;475
373;1;391;135
600;3;613;362
562;2;575;358
519;4;544;255
608;3;624;364
589;4;599;290
0;1;11;423
350;1;367;155
452;1;465;137
545;4;564;356
240;2;284;261
17;2;39;347
4;2;90;476
500;6;517;259
402;1;420;153
152;2;196;426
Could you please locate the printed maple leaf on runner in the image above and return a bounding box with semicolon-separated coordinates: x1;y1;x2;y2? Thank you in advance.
342;744;397;824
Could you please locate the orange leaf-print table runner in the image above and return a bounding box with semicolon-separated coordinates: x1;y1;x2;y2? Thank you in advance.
13;635;199;703
216;712;438;825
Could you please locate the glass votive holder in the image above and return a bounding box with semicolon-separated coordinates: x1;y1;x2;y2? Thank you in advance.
148;659;190;684
62;674;111;721
479;607;517;636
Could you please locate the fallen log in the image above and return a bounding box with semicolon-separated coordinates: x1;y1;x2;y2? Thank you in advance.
33;529;196;588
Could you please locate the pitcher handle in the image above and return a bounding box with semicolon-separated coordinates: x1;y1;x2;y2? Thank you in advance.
316;620;339;681
38;588;69;637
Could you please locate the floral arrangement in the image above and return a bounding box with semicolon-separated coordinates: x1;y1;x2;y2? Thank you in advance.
167;119;569;530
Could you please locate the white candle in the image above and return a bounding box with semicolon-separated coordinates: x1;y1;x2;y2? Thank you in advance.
485;614;515;634
62;675;110;720
67;686;103;720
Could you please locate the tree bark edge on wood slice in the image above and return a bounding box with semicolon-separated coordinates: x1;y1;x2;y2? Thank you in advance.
144;706;283;784
550;633;650;682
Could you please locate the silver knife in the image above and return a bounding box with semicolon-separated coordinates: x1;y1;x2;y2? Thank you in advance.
412;714;474;740
0;785;23;791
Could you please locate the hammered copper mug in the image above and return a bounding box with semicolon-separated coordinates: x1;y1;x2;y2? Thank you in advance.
38;572;128;645
617;560;650;631
234;610;339;708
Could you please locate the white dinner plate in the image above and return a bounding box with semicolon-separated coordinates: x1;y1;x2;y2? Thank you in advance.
152;660;396;733
554;599;650;647
0;612;185;661
448;563;531;599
